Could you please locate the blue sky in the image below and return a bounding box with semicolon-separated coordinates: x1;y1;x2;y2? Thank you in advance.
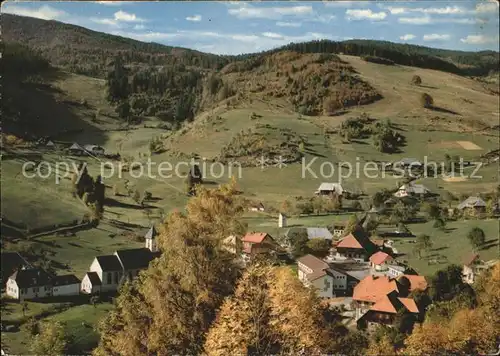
3;1;499;54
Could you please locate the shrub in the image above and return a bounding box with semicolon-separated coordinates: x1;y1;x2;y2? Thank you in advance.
420;93;434;108
411;75;422;85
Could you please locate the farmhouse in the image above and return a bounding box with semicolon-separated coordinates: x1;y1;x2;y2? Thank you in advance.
387;264;407;278
352;275;425;328
394;182;430;198
51;274;81;297
84;144;105;156
305;227;334;241
68;143;85;156
457;196;486;213
462;253;497;284
241;232;278;257
369;251;393;271
315;182;345;196
6;268;52;301
334;227;378;261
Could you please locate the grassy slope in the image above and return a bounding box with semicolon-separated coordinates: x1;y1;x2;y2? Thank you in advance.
2;54;499;354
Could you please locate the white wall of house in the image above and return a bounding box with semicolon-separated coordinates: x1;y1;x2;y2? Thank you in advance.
10;283;52;301
311;275;334;298
329;269;347;291
81;275;101;294
5;279;19;299
52;284;80;297
89;259;103;281
388;266;404;278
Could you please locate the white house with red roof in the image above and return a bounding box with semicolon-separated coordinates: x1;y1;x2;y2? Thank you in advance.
369;251;393;271
297;254;335;298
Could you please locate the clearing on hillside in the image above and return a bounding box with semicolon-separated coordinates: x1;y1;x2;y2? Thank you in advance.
456;141;483;150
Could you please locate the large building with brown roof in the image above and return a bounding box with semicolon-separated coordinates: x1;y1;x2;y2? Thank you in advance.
353;274;427;328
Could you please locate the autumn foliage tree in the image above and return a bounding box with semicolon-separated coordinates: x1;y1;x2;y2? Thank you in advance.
94;184;247;356
204;263;337;355
403;262;500;355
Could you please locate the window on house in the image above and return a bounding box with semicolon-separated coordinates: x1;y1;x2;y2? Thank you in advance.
114;272;119;284
107;273;112;284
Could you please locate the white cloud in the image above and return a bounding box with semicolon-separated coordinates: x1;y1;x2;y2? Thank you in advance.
133;24;145;30
2;4;67;20
324;1;369;8
387;7;407;15
262;32;284;39
276;21;302;27
94;1;130;6
345;9;387;21
90;17;119;27
398;16;431;25
228;4;313;20
112;29;338;55
186;15;202;22
423;34;451;41
400;34;416;41
475;1;499;14
398;16;478;25
113;10;144;23
460;34;499;44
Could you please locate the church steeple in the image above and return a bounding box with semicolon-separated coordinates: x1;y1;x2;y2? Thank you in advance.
145;225;158;252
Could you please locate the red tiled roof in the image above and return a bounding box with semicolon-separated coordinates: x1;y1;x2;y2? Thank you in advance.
370;251;393;265
353;275;399;303
398;298;419;313
370;296;420;314
402;275;428;291
336;235;364;249
370;295;398;313
242;232;269;244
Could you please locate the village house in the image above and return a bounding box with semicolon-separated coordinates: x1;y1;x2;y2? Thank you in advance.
6;268;52;301
144;226;159;253
84;144;105;156
369;251;393;271
5;268;81;301
241;232;278;258
68;143;85;156
51;275;81;297
297;254;334;298
334;227;378;262
462;253;497;284
315;182;345;196
394;182;430;198
387;264;407;278
457;196;487;214
331;223;346;238
352;274;426;328
298;255;371;298
81;272;102;295
248;202;265;212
